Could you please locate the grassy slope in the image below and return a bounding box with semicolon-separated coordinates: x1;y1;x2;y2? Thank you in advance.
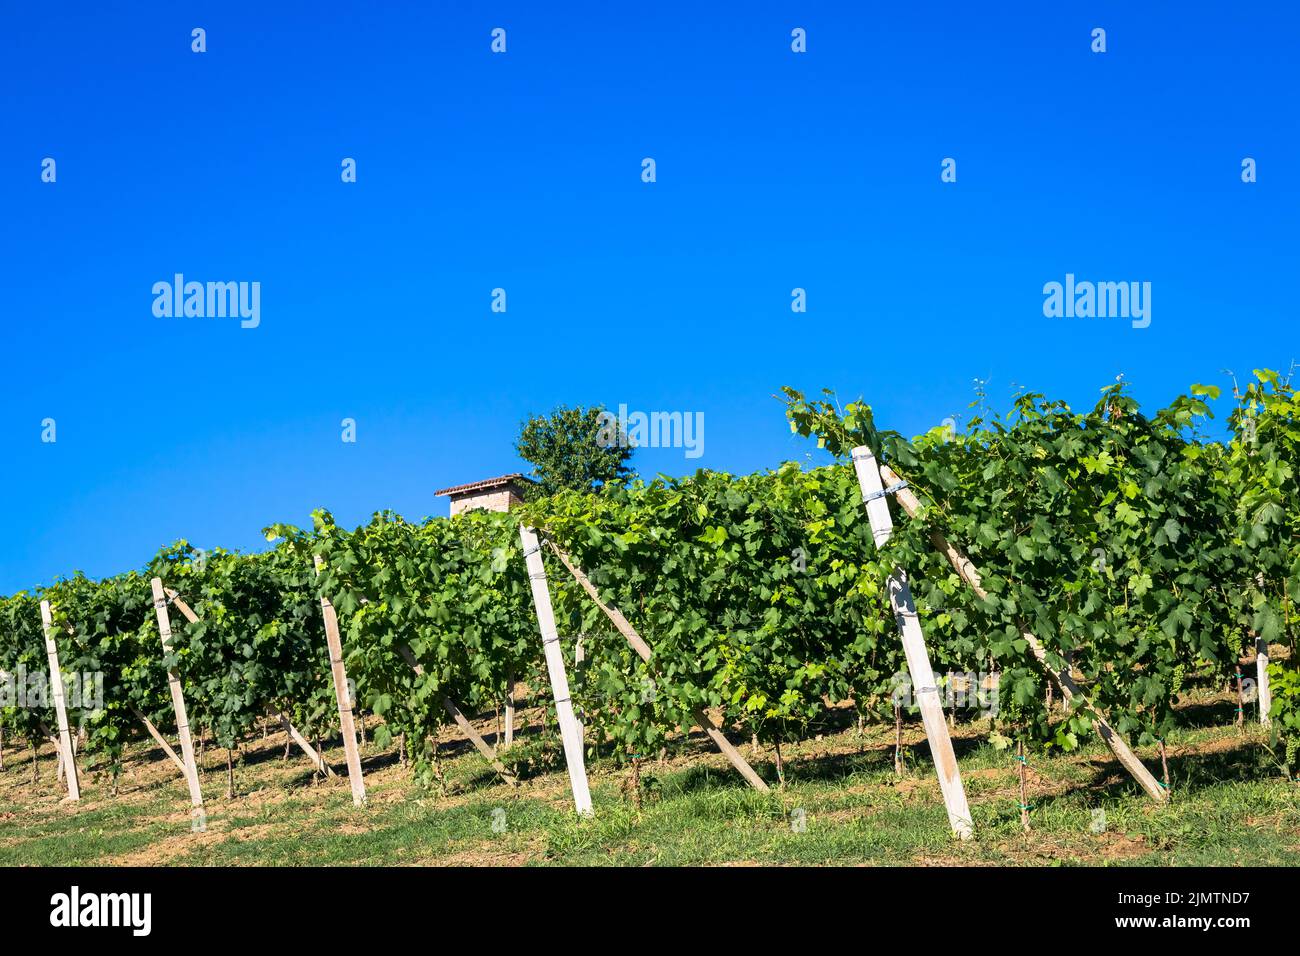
1;688;1297;866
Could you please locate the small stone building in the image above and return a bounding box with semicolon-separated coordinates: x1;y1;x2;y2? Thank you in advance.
435;473;533;516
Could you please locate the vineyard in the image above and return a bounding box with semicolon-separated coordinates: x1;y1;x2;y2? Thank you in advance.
1;371;1297;860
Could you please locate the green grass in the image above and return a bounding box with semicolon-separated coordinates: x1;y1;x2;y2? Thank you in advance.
2;692;1297;866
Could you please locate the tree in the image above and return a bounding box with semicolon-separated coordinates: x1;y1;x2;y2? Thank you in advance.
515;405;635;497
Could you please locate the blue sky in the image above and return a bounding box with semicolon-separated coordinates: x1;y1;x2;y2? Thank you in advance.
1;2;1296;593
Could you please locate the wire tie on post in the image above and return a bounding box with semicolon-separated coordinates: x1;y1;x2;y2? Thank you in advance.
863;480;908;504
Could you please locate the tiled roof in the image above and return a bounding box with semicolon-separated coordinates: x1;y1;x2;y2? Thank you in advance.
434;473;533;497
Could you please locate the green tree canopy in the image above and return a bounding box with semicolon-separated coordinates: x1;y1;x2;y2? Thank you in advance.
515;405;635;497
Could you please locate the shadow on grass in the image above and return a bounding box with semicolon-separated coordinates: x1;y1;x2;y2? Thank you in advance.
1071;735;1275;804
1173;698;1246;730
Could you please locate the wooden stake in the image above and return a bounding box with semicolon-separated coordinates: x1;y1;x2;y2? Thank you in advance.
1159;738;1170;794
394;645;519;787
39;601;80;801
313;557;366;807
1017;740;1030;831
279;713;335;777
1254;632;1272;728
854;448;973;839
150;579;205;827
503;672;515;751
130;703;186;775
545;539;770;792
519;526;592;816
163;588;199;623
894;703;903;775
441;695;519;787
1235;666;1245;728
879;463;1169;805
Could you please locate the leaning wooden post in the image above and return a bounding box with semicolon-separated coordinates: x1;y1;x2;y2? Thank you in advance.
130;703;187;775
519;526;593;815
149;579;205;826
39;601;80;801
394;644;518;787
852;448;973;839
279;714;336;778
313;556;366;806
544;539;771;793
878;463;1170;804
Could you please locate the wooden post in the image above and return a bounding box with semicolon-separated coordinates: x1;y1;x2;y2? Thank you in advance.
39;601;80;801
442;696;519;787
150;579;205;827
1235;665;1245;728
878;463;1170;805
1017;740;1030;831
279;713;336;777
313;557;366;806
1255;634;1272;728
894;703;903;775
545;539;770;793
853;447;973;839
162;589;199;627
53;731;66;785
503;673;515;751
519;526;593;816
130;704;187;774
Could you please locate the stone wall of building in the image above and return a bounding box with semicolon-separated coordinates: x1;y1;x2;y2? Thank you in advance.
449;488;524;516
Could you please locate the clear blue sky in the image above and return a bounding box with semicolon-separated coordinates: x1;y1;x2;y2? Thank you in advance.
1;2;1295;594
